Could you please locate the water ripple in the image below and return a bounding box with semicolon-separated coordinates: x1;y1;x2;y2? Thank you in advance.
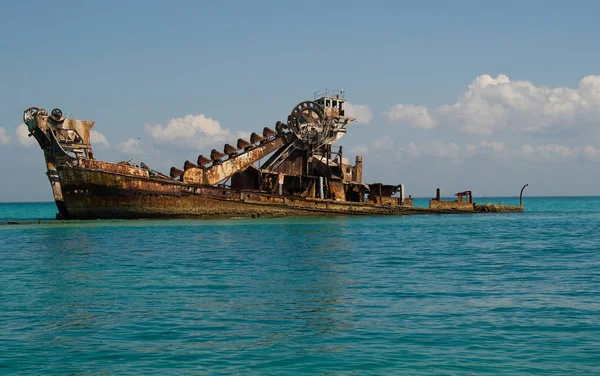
1;199;600;374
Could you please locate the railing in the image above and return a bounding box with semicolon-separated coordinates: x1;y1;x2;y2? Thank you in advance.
314;89;345;100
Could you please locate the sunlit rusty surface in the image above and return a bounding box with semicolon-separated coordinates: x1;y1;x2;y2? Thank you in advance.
182;136;286;185
81;159;149;178
58;167;445;218
23;98;524;220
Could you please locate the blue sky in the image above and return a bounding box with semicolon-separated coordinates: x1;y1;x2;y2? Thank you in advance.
2;0;600;201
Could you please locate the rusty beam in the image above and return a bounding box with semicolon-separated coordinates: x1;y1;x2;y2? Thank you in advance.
182;136;288;185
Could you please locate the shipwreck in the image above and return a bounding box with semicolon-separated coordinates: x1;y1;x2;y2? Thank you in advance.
23;90;523;219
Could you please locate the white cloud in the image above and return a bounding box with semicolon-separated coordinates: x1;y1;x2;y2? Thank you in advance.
350;145;369;155
517;143;576;160
478;140;505;153
385;104;437;129
90;130;109;149
118;138;145;156
387;74;600;135
376;137;600;163
346;103;373;124
474;140;507;158
465;144;477;154
0;127;10;145
582;145;600;158
396;140;461;160
16;124;37;147
234;130;254;141
146;114;231;148
372;136;396;150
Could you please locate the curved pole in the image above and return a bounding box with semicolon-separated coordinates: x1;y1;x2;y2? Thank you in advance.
520;184;529;207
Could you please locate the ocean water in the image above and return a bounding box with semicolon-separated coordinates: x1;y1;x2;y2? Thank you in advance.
1;197;599;374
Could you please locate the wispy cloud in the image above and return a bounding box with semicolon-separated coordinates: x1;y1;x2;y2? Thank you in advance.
350;145;369;155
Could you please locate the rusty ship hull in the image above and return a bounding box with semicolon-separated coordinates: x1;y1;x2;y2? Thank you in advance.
23;92;523;220
59;171;399;219
57;161;431;219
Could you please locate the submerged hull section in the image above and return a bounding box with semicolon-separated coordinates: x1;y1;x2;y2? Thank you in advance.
57;166;425;219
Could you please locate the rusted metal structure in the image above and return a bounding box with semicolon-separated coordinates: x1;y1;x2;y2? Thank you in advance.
429;189;476;211
520;184;529;207
456;190;472;204
23;92;522;219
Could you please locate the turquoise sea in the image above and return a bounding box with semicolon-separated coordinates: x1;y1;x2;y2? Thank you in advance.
1;197;599;374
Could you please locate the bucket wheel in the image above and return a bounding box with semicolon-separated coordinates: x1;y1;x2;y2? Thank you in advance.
288;101;326;142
